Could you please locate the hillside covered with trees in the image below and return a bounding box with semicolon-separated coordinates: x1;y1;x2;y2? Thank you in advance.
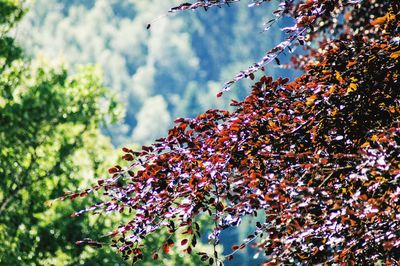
17;0;295;146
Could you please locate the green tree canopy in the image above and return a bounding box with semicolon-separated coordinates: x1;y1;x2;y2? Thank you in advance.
0;1;125;264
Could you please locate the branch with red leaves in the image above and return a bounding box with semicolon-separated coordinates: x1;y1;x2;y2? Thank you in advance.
63;1;400;265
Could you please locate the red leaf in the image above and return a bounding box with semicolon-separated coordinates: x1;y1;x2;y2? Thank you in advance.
108;167;119;174
122;154;134;161
162;243;170;254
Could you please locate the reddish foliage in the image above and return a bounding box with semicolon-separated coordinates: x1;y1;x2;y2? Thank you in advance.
63;1;400;265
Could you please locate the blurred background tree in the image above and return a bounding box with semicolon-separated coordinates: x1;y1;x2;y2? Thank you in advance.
0;1;124;264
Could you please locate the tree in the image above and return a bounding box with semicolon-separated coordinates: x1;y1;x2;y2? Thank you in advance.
67;0;399;265
0;1;127;264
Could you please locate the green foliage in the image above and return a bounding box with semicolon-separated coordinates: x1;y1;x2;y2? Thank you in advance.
0;3;127;264
0;56;120;265
0;0;25;33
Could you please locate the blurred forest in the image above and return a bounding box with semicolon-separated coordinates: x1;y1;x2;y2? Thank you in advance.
0;0;299;265
17;0;295;146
